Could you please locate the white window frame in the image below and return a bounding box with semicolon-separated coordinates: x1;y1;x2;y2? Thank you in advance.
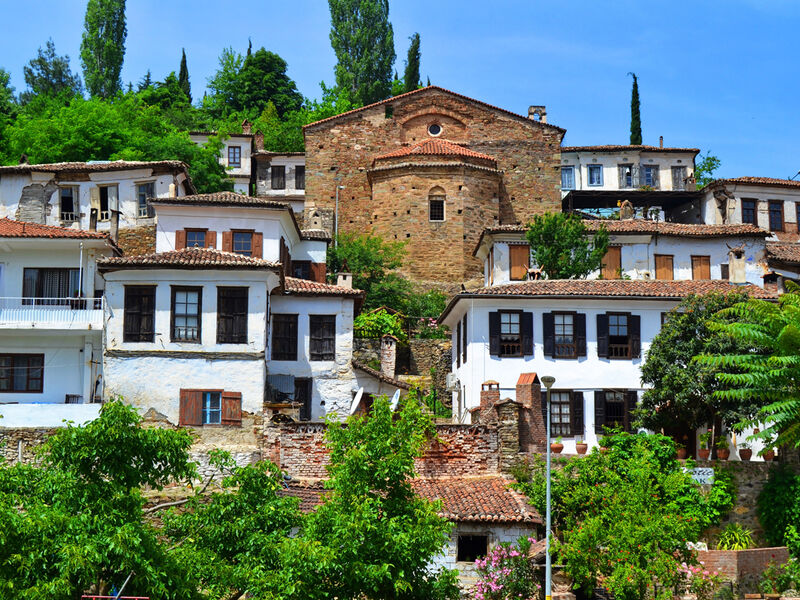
58;186;79;222
587;164;603;187
135;180;155;218
561;166;575;190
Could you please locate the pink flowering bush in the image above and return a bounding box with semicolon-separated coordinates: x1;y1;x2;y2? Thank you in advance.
472;536;542;600
679;562;722;600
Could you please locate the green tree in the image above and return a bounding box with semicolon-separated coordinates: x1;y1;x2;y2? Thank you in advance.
639;291;760;433
695;151;722;188
0;68;16;141
20;39;83;103
525;212;609;279
137;71;200;130
80;0;127;98
137;69;153;91
178;48;191;103
327;232;411;310
629;72;642;145
403;33;421;93
328;0;396;105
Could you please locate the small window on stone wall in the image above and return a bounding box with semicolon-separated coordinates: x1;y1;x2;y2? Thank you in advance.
428;187;446;222
457;534;488;562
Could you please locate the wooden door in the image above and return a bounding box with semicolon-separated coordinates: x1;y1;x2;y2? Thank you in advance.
509;245;530;280
601;246;622;279
654;254;674;280
691;255;711;280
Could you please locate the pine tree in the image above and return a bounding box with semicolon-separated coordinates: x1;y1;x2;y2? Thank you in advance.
328;0;395;106
20;38;83;103
403;33;421;93
178;48;191;103
80;0;127;98
137;69;152;91
629;72;642;145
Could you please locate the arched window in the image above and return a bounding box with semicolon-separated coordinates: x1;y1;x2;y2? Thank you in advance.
428;187;446;222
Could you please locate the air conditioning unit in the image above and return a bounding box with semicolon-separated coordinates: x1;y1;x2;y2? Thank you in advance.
445;373;460;392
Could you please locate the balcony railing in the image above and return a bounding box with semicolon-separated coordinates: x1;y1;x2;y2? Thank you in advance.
0;297;104;330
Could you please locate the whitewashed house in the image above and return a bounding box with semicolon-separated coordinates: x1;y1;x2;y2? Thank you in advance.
252;151;306;216
0;219;119;428
0;161;193;235
189;123;254;194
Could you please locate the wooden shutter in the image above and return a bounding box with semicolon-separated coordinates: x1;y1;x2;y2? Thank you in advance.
571;391;584;438
206;231;217;249
625;391;638;432
252;232;263;258
691;256;711;280
576;313;587;357
654;254;674;280
509;245;530;281
222;231;233;252
310;262;326;283
179;389;202;426
221;391;243;426
90;186;100;210
543;313;555;357
596;314;609;358
521;312;533;356
630;315;641;358
456;320;461;367
462;314;467;363
489;312;500;356
175;229;187;250
601;247;621;279
617;165;625;188
594;390;605;434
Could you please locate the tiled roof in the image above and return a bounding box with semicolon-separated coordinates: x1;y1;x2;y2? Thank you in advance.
282;277;364;297
97;247;280;271
767;242;800;264
0;160;190;174
280;476;540;524
374;139;496;162
150;192;292;209
303;85;566;133
0;218;113;241
562;144;700;154
352;360;412;390
301;229;332;241
709;177;800;189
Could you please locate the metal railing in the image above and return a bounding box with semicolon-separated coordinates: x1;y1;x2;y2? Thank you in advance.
0;297;104;328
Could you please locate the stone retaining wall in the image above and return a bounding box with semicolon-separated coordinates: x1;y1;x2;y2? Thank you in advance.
0;428;55;463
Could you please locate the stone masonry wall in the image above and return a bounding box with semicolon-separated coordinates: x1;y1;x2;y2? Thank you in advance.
0;428;55;464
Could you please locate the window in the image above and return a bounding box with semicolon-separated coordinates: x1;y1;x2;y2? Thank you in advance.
428;123;442;136
98;185;117;221
123;286;156;342
598;313;640;360
742;199;757;225
601;246;622;279
594;390;636;433
550;391;572;436
457;535;488;563
691;255;711;280
608;313;629;358
618;164;634;188
671;166;687;190
186;230;206;248
0;354;44;393
271;165;286;189
489;311;533;357
603;390;627;430
642;165;659;188
310;315;336;361
136;182;155;218
272;314;298;360
500;311;521;357
59;187;77;221
587;164;603;186
171;287;201;342
292;260;312;280
654;254;674;280
553;313;576;358
217;287;248;344
23;268;80;303
203;391;222;424
769;201;784;232
509;244;530;280
296;378;313;421
429;195;445;221
228;146;241;168
232;232;253;256
295;165;305;190
561;166;575;190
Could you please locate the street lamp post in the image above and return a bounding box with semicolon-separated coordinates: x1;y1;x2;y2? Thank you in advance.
540;374;556;600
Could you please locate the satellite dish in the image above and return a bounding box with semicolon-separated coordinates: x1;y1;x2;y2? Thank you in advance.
390;389;401;411
349;387;364;415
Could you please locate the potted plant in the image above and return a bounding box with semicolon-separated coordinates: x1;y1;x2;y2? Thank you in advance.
676;443;688;460
698;430;712;460
575;437;588;455
763;447;776;462
738;442;752;462
716;436;730;460
550;436;564;454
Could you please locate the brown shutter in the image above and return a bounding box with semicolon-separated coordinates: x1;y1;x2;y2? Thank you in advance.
691;256;711;280
596;314;609;358
456;320;461;367
625;391;638;433
521;312;533;356
576;313;587;357
206;231;217;249
179;389;202;426
221;391;243;426
594;390;606;434
462;314;467;363
543;313;555;357
601;247;621;279
571;391;584;438
310;262;327;283
222;231;233;252
509;245;530;281
488;312;500;356
630;315;641;358
654;254;674;280
252;232;263;258
175;229;187;250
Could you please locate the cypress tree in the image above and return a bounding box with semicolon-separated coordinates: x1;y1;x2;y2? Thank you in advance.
80;0;127;98
629;72;642;145
403;33;421;93
178;48;191;102
426;75;430;87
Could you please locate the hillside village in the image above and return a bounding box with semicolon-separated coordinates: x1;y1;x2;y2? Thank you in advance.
2;2;800;599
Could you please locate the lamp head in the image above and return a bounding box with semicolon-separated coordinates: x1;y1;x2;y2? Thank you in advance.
541;375;556;389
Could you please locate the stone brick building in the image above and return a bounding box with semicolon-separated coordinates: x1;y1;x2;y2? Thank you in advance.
303;86;565;284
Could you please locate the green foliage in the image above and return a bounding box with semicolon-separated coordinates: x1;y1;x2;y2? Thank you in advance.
0;69;16;144
716;522;754;550
760;558;800;594
406;289;450;339
328;232;411;310
178;48;191;103
695;286;800;451
137;72;197;129
695;151;722;189
629;72;642;145
80;0;127;98
525;212;609;279
473;536;542;600
20;39;83;103
403;33;422;93
354;307;407;342
757;464;800;552
328;0;396;105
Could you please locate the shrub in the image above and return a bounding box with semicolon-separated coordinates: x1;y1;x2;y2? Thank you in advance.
757;464;800;552
716;523;754;550
353;308;407;343
472;536;542;600
679;562;723;600
760;558;800;594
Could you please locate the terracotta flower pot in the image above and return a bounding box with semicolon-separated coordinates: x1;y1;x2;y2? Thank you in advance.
764;449;776;461
676;447;688;460
576;443;588;455
698;448;711;460
599;446;609;454
739;448;752;461
717;448;730;460
550;442;564;454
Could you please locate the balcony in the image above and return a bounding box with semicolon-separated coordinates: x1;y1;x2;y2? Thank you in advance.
0;297;104;330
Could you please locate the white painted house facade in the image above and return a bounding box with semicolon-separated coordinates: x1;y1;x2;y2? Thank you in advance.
189;128;254;194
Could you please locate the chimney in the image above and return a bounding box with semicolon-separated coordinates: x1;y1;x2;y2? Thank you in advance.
254;132;264;151
659;135;664;148
495;398;522;474
516;373;545;452
241;119;252;135
480;380;500;413
336;272;352;289
527;105;547;123
110;210;119;243
380;334;397;378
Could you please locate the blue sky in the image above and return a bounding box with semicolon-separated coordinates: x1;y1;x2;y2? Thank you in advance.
0;0;797;178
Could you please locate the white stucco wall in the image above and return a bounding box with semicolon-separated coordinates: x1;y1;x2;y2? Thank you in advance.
0;402;102;428
561;150;696;192
292;240;328;263
258;155;306;197
701;184;800;236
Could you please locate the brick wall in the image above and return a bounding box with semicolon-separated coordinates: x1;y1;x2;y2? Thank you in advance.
697;547;789;583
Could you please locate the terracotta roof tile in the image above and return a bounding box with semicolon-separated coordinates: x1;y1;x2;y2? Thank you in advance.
352;360;412;390
767;242;800;264
301;229;332;241
0;218;113;241
374;139;496;162
151;192;292;209
710;177;800;189
282;277;364;298
0;160;190;174
97;247;280;271
562;144;700;154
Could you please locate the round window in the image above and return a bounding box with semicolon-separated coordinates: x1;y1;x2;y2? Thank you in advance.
428;123;442;136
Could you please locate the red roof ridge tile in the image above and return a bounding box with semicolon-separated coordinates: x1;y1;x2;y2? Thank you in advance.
0;217;115;242
373;138;496;162
562;144;700;154
98;246;281;270
282;276;364;297
708;176;800;189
